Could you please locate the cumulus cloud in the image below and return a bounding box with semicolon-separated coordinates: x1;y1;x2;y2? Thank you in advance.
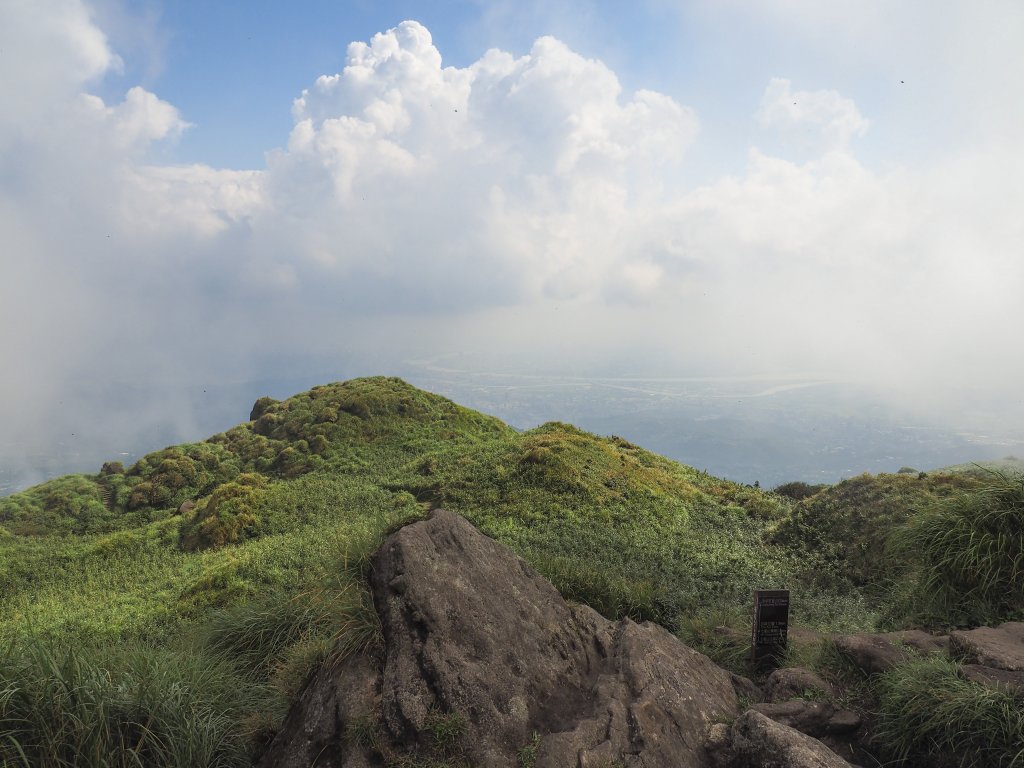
1;4;1022;487
256;21;699;306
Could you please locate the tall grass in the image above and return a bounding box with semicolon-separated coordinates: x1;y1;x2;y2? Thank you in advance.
874;655;1024;767
887;471;1024;625
0;638;264;768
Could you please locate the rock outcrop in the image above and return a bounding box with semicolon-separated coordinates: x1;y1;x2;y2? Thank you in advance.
831;622;1024;699
261;509;855;768
258;653;380;768
372;509;743;767
749;701;860;739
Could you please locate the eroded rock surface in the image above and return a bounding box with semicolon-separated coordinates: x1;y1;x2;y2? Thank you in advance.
372;509;742;767
830;633;909;675
950;622;1024;671
729;710;855;768
961;664;1024;695
750;701;860;738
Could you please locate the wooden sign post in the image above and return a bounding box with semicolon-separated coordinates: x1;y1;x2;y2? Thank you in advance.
752;589;789;670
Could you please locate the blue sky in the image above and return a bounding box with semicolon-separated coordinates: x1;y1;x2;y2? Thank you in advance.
95;1;948;173
1;0;1023;481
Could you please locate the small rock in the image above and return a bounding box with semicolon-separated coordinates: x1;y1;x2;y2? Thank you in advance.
825;709;863;734
732;672;763;702
752;701;834;737
961;664;1024;695
950;623;1024;671
764;667;836;703
704;722;734;768
731;709;855;767
883;629;948;655
831;633;910;675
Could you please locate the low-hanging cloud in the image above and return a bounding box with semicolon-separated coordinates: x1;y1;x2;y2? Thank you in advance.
1;3;1022;487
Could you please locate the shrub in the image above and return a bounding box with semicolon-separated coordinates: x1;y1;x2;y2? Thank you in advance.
772;481;826;501
179;474;268;551
100;461;125;476
249;396;279;422
772;472;979;591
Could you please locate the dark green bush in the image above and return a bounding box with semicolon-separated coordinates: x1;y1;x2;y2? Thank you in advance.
179;474;268;552
772;481;827;500
772;472;980;590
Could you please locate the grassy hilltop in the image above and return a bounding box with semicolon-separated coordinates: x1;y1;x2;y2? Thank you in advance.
1;377;1022;767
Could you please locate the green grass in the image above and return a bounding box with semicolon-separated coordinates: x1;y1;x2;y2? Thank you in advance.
874;655;1024;767
0;638;266;768
932;457;1024;477
886;470;1024;626
0;474;420;643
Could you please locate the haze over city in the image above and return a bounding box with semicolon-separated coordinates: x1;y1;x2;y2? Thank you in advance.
2;0;1022;492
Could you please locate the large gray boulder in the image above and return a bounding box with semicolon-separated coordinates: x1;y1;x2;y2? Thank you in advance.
371;509;742;767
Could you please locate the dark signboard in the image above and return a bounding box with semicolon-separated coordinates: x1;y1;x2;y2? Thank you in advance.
752;589;789;668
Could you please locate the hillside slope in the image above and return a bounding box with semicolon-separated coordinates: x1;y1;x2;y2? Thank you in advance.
1;377;1020;767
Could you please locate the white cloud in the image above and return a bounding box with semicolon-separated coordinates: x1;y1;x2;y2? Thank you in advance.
258;21;699;304
82;86;190;151
757;78;869;150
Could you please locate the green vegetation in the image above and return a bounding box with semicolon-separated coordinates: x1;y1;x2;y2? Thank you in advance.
0;638;264;767
888;470;1024;626
770;471;981;597
874;656;1024;767
0;376;1021;767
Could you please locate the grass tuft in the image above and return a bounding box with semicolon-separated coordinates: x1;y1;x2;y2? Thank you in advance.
887;471;1024;626
0;637;263;768
874;655;1024;767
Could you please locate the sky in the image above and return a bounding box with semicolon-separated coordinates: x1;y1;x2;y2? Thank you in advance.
1;0;1023;484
